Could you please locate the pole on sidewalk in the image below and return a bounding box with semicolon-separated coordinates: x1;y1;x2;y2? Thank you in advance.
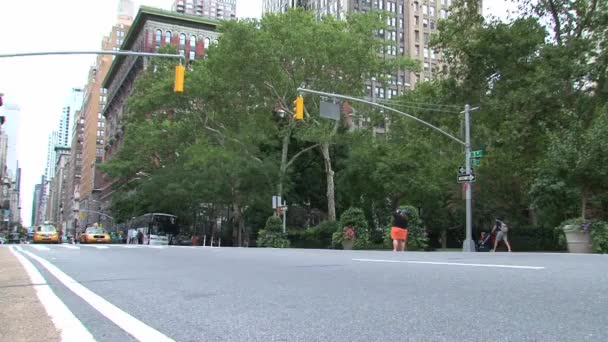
462;104;476;252
282;201;287;234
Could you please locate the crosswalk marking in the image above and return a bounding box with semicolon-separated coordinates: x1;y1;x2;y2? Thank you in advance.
23;244;192;251
61;245;80;250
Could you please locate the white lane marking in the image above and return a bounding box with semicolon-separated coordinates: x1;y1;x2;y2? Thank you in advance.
31;245;51;251
119;245;139;248
20;250;175;342
147;246;165;249
9;246;95;341
353;258;546;270
61;245;80;250
81;245;109;249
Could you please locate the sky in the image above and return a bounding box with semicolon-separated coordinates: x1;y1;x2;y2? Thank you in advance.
0;0;516;227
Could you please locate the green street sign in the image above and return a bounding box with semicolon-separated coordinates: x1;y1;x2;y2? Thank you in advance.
470;150;484;158
471;159;481;166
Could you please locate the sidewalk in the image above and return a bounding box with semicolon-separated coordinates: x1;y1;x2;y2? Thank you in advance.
0;247;60;342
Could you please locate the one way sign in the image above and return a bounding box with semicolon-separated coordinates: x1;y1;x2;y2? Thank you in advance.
458;167;475;175
457;174;476;183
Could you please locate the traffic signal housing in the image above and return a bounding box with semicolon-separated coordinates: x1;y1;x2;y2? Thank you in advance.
174;64;185;93
293;95;304;120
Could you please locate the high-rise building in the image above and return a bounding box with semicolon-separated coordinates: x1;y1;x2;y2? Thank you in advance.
32;176;46;226
65;92;86;236
45;131;59;179
263;0;470;93
79;0;134;225
172;0;236;19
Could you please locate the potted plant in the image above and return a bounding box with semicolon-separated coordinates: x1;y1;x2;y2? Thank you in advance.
560;218;592;253
341;226;356;250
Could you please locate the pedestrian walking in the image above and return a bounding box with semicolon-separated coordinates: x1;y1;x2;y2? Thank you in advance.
491;218;512;252
391;209;409;252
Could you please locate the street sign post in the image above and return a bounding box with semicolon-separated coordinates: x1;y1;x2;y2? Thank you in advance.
458;167;475;175
470;150;484;158
457;174;476;183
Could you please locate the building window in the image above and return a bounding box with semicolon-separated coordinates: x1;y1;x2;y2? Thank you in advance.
165;31;172;45
97;131;103;137
430;6;436;16
189;36;196;60
423;4;428;15
424;47;429;58
155;30;162;46
179;33;186;47
204;37;211;49
423;18;428;28
98;113;102;119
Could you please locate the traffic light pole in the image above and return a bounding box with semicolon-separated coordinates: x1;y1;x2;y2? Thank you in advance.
0;50;184;62
298;87;478;252
463;104;475;252
0;50;186;93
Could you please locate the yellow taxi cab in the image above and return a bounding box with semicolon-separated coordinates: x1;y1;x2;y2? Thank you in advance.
80;227;111;244
33;224;60;244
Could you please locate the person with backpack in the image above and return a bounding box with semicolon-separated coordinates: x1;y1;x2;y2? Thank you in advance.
491;218;512;252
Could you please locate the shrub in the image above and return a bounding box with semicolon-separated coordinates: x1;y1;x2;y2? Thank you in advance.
335;207;370;249
590;221;608;254
256;216;290;248
257;229;291;248
287;221;338;249
265;216;283;233
503;225;566;252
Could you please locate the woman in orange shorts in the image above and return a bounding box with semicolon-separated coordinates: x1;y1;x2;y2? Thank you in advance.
391;209;409;252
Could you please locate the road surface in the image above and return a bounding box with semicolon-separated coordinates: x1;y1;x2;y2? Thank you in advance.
3;244;607;341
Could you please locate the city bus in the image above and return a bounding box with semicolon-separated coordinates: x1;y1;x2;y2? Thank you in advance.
128;213;179;245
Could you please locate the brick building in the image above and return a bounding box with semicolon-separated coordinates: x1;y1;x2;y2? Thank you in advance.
79;0;134;231
98;7;220;225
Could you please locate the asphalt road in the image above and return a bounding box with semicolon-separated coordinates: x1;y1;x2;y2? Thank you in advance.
6;244;608;342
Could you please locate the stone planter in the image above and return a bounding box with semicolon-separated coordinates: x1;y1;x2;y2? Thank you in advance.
342;239;354;250
563;225;592;253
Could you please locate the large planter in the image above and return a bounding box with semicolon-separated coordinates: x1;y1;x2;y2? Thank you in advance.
342;239;354;250
563;225;592;253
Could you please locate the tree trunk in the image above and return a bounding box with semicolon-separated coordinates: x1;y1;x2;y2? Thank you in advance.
581;190;587;221
528;206;538;227
320;142;336;221
441;229;447;249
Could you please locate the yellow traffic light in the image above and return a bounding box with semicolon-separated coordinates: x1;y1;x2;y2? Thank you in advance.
174;64;185;93
293;95;304;120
